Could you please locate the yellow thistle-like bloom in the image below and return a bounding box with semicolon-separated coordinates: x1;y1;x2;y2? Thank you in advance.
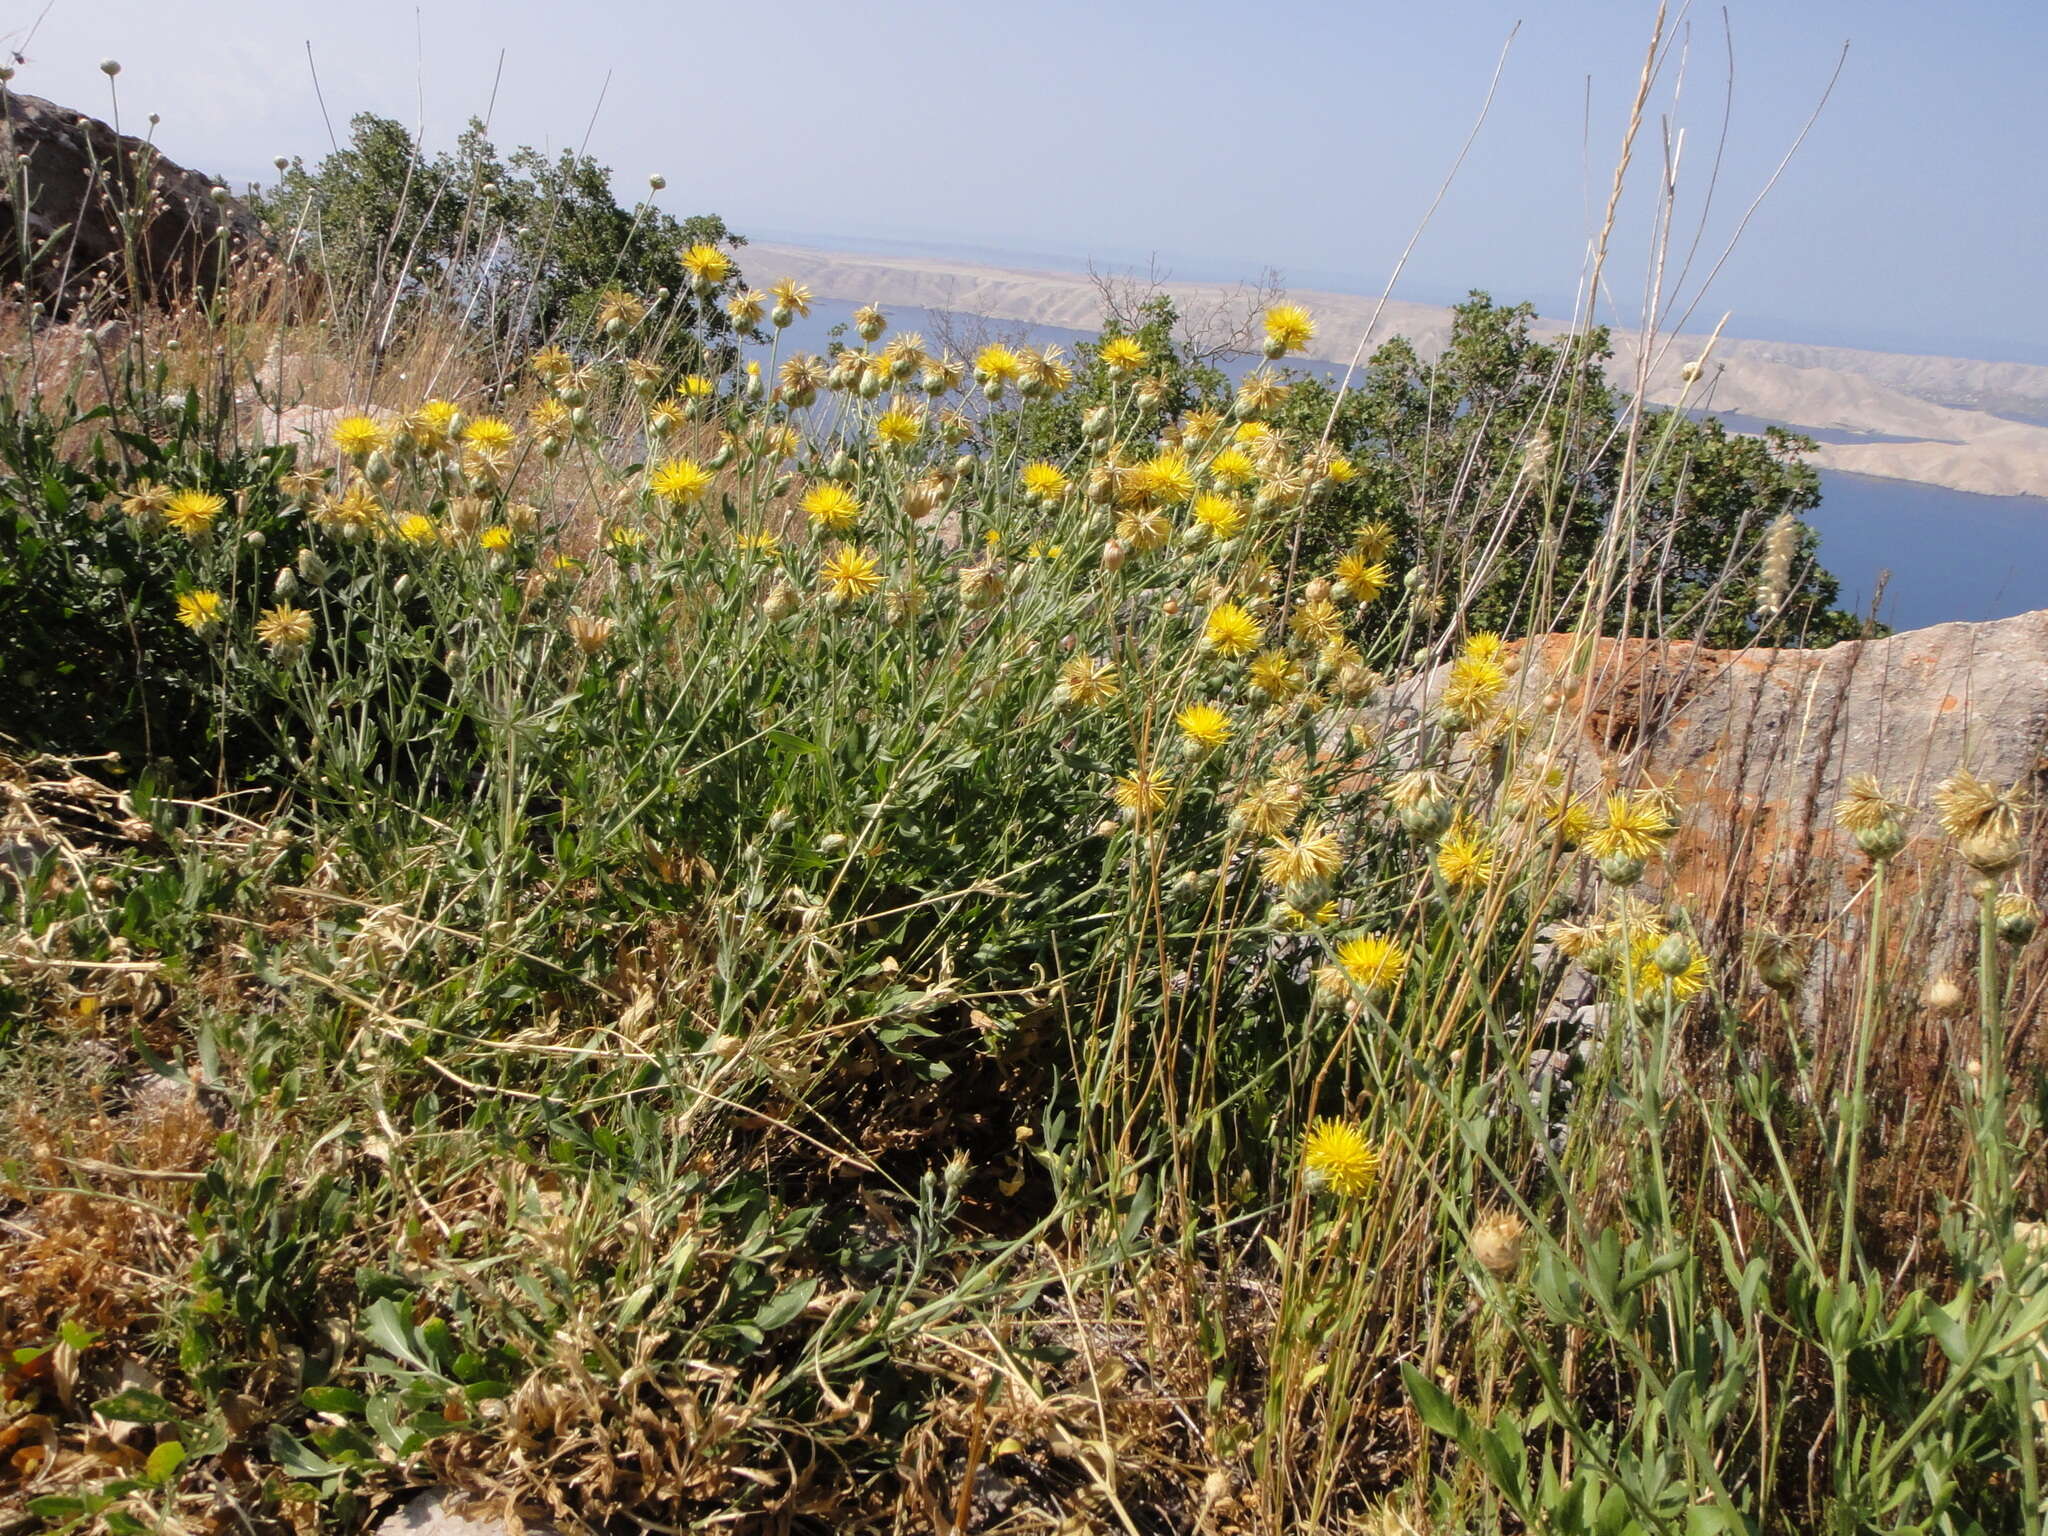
1582;793;1673;863
1180;406;1227;443
254;603;314;655
174;589;223;633
1235;367;1289;416
1235;775;1306;838
680;243;733;287
314;482;381;537
1545;796;1595;847
1207;446;1257;490
594;287;647;330
1202;602;1263;658
1320;454;1357;485
1632;932;1711;1002
529;397;573;436
1056;654;1120;707
1441;655;1509;720
416;398;459;433
396;513;437;544
1019;345;1074;394
1021;462;1069;500
529;346;573;382
873;403;923;448
1281;900;1340;930
461;416;517;453
1249;650;1305;701
120;480;173;526
735;529;782;558
819;544;883;603
1289;599;1345;646
1352;520;1398;563
1263;304;1316;356
649;458;714;506
1175;702;1231;749
1115;507;1171;553
1463;631;1506;663
163;489;225;537
1111;767;1173;822
726;288;767;327
1834;773;1909;835
478;526;513;551
800;483;861;533
974;344;1023;384
881;334;929;378
1332;555;1391;605
609;525;645;550
1336;933;1408;996
1260;822;1343;890
1934;769;2029;845
1099;335;1150;372
1192;493;1245;541
333;415;388;459
1436;825;1500;890
770;277;813;317
678;375;716;399
1127;450;1197;508
1302;1118;1379;1198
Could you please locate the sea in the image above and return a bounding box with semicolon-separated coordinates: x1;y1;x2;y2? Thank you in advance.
756;301;2047;634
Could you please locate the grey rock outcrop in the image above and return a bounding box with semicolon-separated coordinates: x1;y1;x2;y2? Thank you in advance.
0;89;266;312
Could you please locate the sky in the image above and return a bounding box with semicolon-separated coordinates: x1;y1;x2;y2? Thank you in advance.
9;0;2047;362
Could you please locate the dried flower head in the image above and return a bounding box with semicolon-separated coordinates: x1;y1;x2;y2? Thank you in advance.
1470;1210;1529;1276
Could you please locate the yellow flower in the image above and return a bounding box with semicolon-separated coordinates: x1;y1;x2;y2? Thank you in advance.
1056;654;1120;707
874;403;923;448
1436;824;1500;889
1632;932;1711;1002
1021;462;1069;500
1335;934;1407;995
1321;454;1357;484
1301;1118;1379;1198
1333;555;1391;604
1582;793;1673;864
801;483;861;533
254;603;314;655
1263;304;1316;356
333;415;388;459
478;525;513;551
396;513;437;544
1234;776;1306;838
120;480;173;525
1175;702;1231;749
530;347;573;382
1352;520;1397;563
1834;773;1909;835
1232;421;1273;446
649;458;714;506
974;344;1023;384
679;375;717;399
1288;599;1345;645
736;528;782;558
1440;654;1509;722
609;525;645;550
770;277;813;317
1260;822;1343;890
1236;367;1289;415
1111;767;1173;822
163;489;225;536
461;416;517;452
1115;508;1171;552
1099;335;1149;372
1249;650;1304;701
1192;493;1245;541
726;288;768;327
819;543;882;603
1128;449;1196;507
1208;447;1257;489
174;589;223;633
1201;602;1263;658
1934;769;2028;845
681;243;734;287
1026;542;1063;560
1463;632;1506;662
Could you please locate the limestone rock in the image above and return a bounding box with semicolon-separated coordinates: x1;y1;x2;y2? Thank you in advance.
0;90;267;312
376;1490;559;1536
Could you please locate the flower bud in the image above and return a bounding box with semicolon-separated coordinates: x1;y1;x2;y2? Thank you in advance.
1597;851;1646;887
1396;799;1454;841
1961;831;2024;875
1997;891;2042;945
1853;818;1907;861
1652;932;1693;977
296;547;330;584
1923;975;1965;1012
273;564;299;598
762;581;799;621
1099;539;1126;573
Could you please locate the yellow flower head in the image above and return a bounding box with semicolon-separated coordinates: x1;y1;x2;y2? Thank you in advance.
974;344;1023;384
529;347;573;382
1260;822;1343;891
1234;775;1306;838
1263;304;1316;356
1099;335;1150;373
163;489;225;537
396;513;437;544
333;415;388;459
1111;767;1173;822
801;483;861;533
1335;934;1407;996
1352;520;1398;563
478;525;513;551
1288;599;1345;645
1115;507;1171;553
254;603;315;655
1249;649;1305;701
1175;702;1231;750
1632;931;1711;1002
1056;654;1120;708
1934;769;2029;845
726;288;768;327
770;277;813;317
681;243;734;287
1463;631;1506;663
174;589;223;633
649;457;714;506
1834;773;1909;835
1128;449;1196;507
1436;824;1500;890
1441;655;1509;722
1302;1118;1379;1198
874;402;924;448
1192;493;1245;541
819;543;883;603
1582;792;1674;864
736;528;782;558
679;374;717;399
1208;446;1257;489
461;416;517;452
1021;462;1070;501
1202;602;1263;658
1333;555;1391;605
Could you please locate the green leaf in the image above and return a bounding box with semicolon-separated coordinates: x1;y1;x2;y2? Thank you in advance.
302;1385;368;1414
144;1439;187;1484
92;1386;179;1423
1400;1363;1472;1443
754;1277;820;1332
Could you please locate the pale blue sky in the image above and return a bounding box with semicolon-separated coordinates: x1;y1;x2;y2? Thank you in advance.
11;0;2046;359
